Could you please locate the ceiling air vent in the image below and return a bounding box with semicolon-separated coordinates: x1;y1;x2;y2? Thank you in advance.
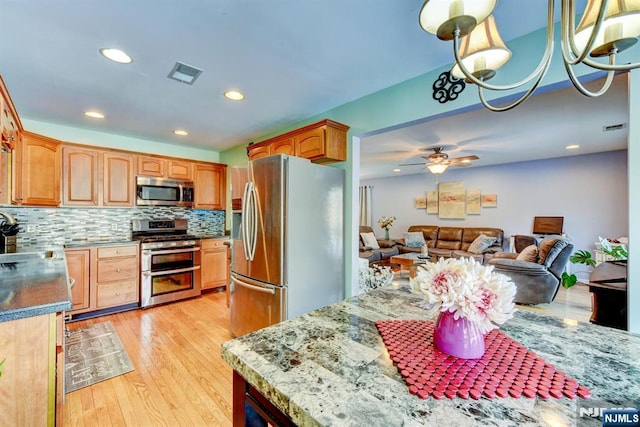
167;62;203;85
602;123;627;132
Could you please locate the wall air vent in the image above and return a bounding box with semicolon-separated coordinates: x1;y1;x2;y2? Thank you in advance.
602;123;627;132
167;62;203;85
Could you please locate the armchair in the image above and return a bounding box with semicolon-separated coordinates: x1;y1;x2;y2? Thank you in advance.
488;237;574;304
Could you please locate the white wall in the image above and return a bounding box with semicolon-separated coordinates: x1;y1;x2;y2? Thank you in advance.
361;150;628;276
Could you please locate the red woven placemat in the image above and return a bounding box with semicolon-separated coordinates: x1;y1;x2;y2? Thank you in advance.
375;320;591;400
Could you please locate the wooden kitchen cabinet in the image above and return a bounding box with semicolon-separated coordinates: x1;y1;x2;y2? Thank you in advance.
201;238;230;291
136;155;194;180
66;243;140;318
62;145;99;206
12;131;61;206
194;163;226;210
0;313;63;425
65;248;91;311
1;76;21;153
103;151;134;206
246;119;349;164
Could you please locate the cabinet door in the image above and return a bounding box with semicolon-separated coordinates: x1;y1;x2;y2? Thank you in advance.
271;137;294;156
103;152;134;206
247;145;270;161
136;155;166;177
168;159;194;180
65;249;90;311
62;146;99;206
201;239;229;290
18;132;60;206
194;163;226;210
294;127;325;160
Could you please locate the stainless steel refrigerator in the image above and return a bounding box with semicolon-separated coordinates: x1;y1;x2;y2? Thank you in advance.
230;154;344;337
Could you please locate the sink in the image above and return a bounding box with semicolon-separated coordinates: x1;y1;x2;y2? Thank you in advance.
0;250;56;264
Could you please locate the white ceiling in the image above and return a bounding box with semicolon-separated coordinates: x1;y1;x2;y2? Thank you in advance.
1;0;632;178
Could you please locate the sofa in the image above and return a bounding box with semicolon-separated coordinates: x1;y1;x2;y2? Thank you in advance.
396;225;504;264
359;225;399;265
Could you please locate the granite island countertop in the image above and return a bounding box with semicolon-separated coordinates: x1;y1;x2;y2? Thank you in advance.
222;284;640;426
0;246;72;322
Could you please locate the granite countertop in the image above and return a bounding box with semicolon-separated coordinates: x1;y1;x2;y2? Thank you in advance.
196;234;230;240
222;284;640;426
63;239;139;248
0;246;72;322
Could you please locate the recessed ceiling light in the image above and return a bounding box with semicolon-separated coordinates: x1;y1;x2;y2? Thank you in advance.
173;130;188;136
224;90;245;101
393;168;401;172
461;159;471;163
84;111;105;119
99;48;133;64
565;144;580;150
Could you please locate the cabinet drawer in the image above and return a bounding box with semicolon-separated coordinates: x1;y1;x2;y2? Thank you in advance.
96;280;138;308
97;245;138;258
97;257;138;282
200;239;229;250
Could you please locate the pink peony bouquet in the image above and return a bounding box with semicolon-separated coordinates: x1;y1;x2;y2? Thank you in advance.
410;257;516;333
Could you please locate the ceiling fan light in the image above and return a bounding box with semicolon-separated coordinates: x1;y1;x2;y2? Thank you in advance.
427;164;448;174
575;0;640;57
451;15;511;80
419;0;496;40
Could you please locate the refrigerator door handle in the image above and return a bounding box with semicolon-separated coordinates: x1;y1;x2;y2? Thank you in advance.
241;182;251;260
248;183;258;261
231;275;276;295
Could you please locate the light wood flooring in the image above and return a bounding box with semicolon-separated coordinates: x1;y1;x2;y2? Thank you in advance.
62;289;234;427
62;282;593;426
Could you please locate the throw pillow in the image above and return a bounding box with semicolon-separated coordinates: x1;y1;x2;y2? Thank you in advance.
360;232;380;250
538;238;570;267
516;244;538;263
404;231;426;248
467;234;498;254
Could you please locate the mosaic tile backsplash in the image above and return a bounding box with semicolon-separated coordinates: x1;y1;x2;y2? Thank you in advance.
0;206;225;246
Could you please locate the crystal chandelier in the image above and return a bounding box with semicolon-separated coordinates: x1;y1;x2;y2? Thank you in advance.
419;0;640;112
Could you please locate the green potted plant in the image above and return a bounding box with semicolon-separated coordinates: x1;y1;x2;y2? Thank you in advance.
561;237;628;288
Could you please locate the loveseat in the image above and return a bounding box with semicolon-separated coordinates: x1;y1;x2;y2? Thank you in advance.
396;225;504;264
359;225;399;265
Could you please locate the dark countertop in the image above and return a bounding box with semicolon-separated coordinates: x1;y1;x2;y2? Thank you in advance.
0;246;72;323
63;239;139;248
195;234;230;240
222;284;640;426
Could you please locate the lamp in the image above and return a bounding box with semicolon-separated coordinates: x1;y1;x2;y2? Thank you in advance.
419;0;640;112
427;163;449;174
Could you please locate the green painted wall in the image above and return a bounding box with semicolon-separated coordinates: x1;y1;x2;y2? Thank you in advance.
23;119;221;162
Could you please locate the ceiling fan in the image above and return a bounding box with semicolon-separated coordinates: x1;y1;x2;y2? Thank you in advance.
399;147;479;174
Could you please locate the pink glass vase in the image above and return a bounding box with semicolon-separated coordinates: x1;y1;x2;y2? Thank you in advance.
433;311;485;359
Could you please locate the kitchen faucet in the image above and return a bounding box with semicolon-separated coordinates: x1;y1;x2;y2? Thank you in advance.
0;210;17;225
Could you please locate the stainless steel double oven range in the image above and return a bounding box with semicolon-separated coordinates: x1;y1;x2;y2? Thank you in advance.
132;218;201;308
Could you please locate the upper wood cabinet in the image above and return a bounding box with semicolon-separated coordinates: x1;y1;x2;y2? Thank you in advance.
246;119;349;164
62;146;99;206
12;131;60;206
136;155;194;180
194;163;226;210
103;152;134;206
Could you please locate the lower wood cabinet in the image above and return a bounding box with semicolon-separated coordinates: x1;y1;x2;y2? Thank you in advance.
0;312;63;425
200;238;230;291
65;243;140;318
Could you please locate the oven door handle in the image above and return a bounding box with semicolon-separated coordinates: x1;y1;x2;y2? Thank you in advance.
141;247;201;256
142;265;201;277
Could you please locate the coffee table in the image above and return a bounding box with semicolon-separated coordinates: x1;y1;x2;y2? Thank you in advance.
390;253;430;278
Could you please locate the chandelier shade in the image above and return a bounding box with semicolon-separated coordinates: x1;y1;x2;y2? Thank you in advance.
451;15;512;80
575;0;640;56
419;0;497;40
427;164;448;174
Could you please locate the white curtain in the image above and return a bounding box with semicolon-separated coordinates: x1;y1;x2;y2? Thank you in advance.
359;185;373;226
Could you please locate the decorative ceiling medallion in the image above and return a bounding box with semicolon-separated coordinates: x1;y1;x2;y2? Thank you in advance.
432;71;466;104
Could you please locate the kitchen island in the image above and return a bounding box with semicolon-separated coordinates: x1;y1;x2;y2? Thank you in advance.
222;284;640;426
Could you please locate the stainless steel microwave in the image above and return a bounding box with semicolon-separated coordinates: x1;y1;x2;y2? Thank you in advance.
136;176;194;207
